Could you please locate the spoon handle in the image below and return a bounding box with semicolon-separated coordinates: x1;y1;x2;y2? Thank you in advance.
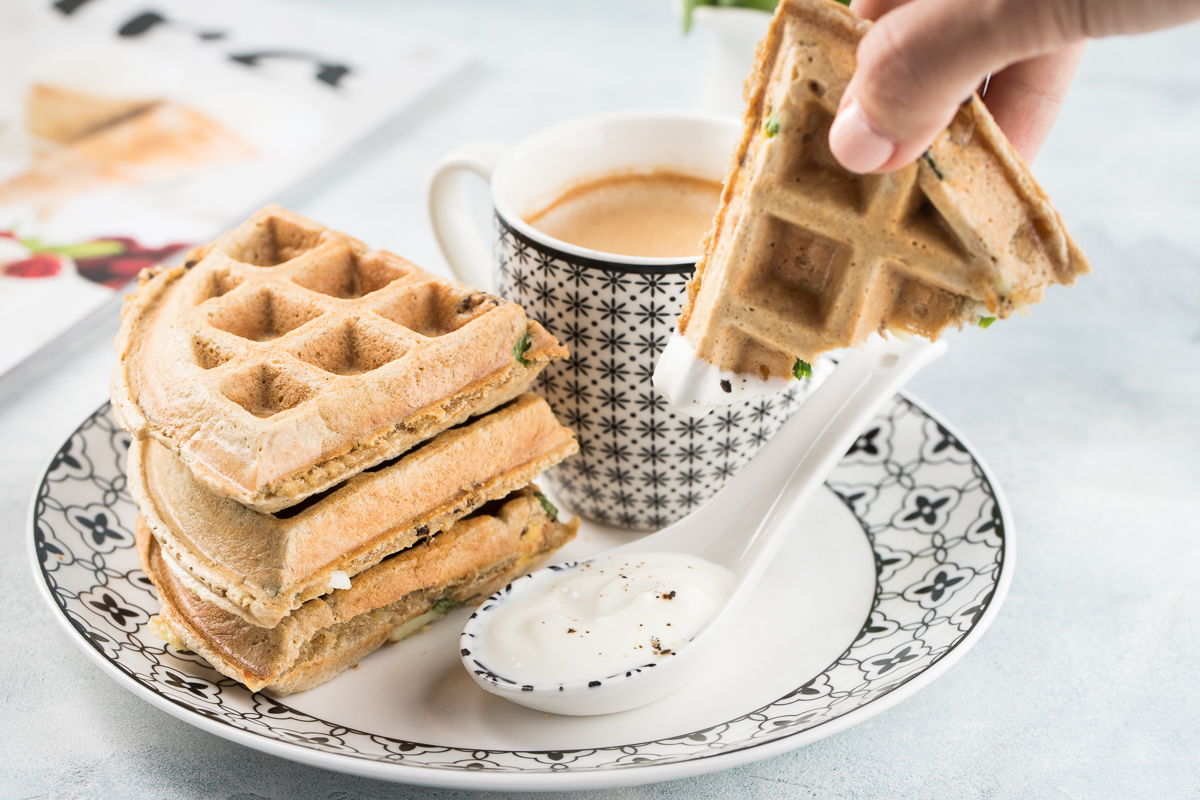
718;337;948;583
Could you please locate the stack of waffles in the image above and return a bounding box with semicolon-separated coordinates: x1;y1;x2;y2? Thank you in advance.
670;0;1089;388
112;206;579;694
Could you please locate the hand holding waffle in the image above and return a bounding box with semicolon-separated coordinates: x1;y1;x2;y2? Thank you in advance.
830;0;1200;174
654;0;1092;413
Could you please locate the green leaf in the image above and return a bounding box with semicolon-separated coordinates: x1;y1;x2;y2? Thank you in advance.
513;332;532;366
793;358;813;380
47;240;126;260
834;0;851;6
431;597;464;615
17;237;126;260
534;491;559;521
978;316;996;329
683;0;779;34
682;0;700;33
764;108;780;137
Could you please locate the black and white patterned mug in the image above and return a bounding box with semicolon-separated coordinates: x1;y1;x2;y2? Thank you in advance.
429;111;815;530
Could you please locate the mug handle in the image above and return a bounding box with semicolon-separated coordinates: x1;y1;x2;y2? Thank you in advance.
428;140;507;292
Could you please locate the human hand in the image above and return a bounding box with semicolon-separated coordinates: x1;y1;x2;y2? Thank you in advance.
828;0;1200;173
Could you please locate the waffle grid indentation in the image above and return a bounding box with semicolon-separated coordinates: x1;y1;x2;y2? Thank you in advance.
204;285;325;342
368;282;503;339
223;214;324;267
290;250;412;299
288;315;415;376
220;363;321;419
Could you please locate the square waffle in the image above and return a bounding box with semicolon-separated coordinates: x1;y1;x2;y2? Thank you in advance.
676;0;1090;379
139;487;578;694
130;393;578;628
112;205;567;513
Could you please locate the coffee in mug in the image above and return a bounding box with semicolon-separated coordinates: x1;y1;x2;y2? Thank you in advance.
523;171;722;259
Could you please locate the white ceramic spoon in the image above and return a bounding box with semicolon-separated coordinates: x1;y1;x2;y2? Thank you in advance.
459;335;948;716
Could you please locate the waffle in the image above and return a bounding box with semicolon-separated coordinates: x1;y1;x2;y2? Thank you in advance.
676;0;1090;378
138;487;578;694
112;205;567;513
130;393;578;628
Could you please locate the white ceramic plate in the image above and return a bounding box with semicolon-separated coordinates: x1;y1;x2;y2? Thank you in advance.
30;395;1011;791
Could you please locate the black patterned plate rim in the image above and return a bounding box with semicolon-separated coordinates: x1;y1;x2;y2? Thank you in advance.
28;395;1013;791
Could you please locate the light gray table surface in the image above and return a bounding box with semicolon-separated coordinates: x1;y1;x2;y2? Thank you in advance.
3;1;1198;797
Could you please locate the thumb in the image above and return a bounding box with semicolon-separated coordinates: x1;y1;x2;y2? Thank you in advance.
829;0;1085;173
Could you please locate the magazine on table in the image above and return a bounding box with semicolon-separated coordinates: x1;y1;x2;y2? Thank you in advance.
0;0;471;378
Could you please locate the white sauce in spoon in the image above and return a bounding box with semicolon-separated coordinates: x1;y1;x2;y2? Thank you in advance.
473;552;736;686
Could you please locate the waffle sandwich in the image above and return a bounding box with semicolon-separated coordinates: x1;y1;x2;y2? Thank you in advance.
113;205;567;513
657;0;1089;407
131;393;578;628
119;208;580;694
139;487;577;695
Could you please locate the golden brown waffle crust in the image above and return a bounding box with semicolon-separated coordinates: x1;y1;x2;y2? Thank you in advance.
137;488;579;695
130;393;578;629
677;0;1089;374
111;205;567;513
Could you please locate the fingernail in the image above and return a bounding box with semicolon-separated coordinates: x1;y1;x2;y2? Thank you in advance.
829;99;896;173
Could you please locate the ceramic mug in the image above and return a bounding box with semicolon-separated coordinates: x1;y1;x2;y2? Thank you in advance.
429;111;815;530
